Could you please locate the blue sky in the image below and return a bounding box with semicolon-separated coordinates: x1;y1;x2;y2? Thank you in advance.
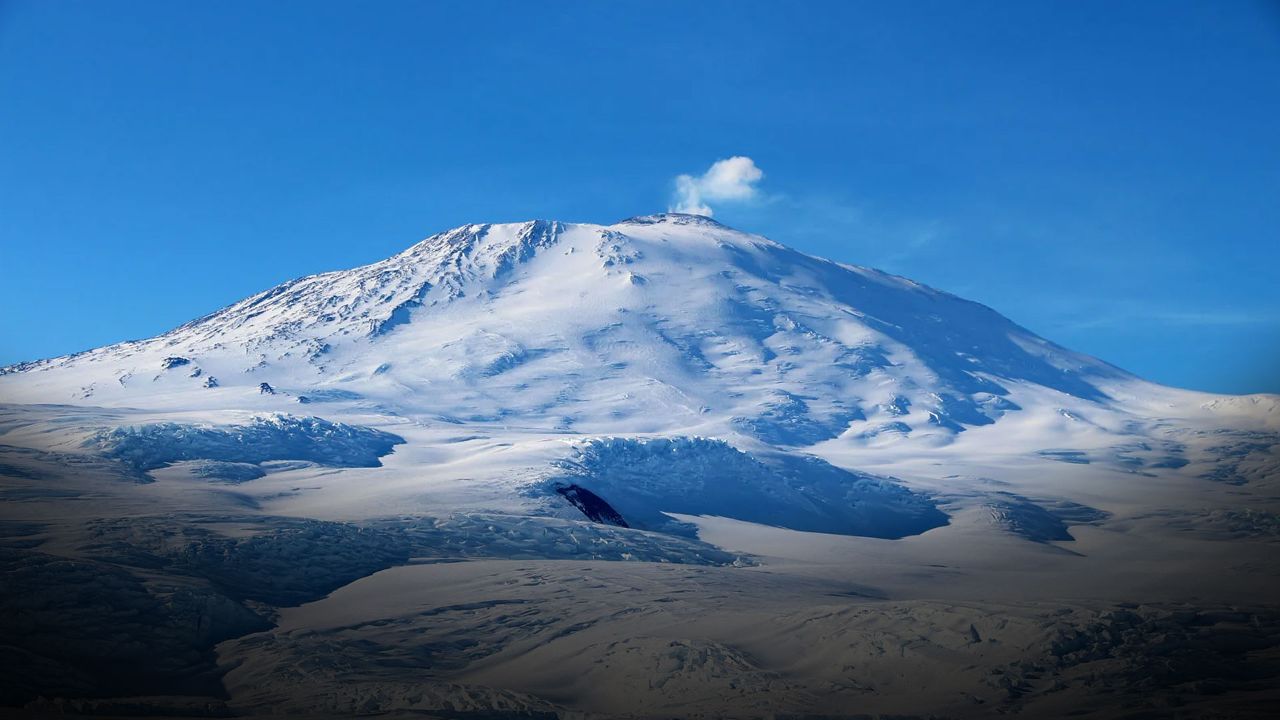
1;1;1278;393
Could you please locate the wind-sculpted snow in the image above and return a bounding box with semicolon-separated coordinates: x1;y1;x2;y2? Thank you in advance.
174;220;565;351
183;460;266;483
0;507;744;707
216;561;1280;720
1196;430;1280;486
983;493;1109;542
0;213;1167;441
1142;507;1280;542
393;513;744;565
731;389;864;445
80;516;415;606
86;414;403;473
540;436;948;538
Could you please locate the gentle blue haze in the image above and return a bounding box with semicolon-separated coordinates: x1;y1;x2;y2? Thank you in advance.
1;1;1278;393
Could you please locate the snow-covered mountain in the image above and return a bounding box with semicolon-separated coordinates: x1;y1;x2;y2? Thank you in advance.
0;214;1157;426
1;213;1276;537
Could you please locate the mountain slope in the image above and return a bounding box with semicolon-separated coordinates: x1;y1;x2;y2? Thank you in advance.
0;214;1152;439
0;213;1275;535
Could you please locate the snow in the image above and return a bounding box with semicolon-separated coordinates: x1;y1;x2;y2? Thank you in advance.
0;213;1277;716
0;215;1133;433
535;436;947;538
86;414;403;474
0;213;1275;535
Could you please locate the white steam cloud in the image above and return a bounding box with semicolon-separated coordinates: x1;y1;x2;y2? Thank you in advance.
670;156;765;217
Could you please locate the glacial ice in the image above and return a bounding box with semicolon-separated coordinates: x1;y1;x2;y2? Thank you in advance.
983;493;1109;542
86;414;404;472
539;436;948;538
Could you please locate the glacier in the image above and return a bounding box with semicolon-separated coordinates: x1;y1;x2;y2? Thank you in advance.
536;436;947;538
87;414;404;475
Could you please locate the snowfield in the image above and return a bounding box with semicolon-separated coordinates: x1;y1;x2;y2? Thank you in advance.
88;414;404;473
536;436;948;538
1;213;1277;717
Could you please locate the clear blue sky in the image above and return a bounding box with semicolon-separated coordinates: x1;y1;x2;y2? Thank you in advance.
2;1;1278;394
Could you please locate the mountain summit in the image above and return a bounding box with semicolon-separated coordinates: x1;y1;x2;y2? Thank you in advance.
1;213;1154;443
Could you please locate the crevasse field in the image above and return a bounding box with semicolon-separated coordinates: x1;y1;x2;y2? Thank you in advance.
1;214;1277;718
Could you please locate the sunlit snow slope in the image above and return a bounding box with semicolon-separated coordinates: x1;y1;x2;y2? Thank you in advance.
1;213;1275;535
0;214;1150;429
